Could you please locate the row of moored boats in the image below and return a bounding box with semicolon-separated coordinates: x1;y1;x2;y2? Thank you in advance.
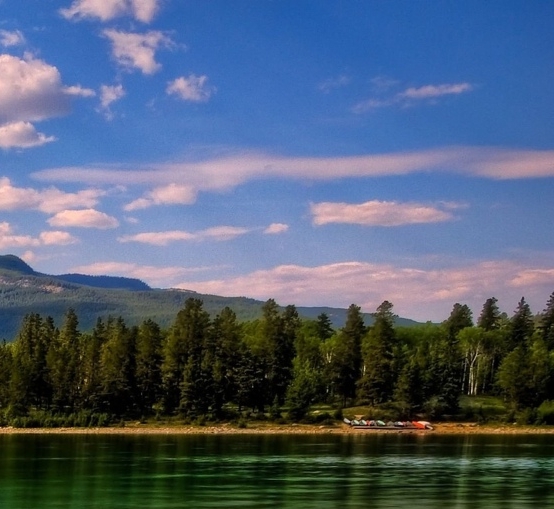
343;418;433;430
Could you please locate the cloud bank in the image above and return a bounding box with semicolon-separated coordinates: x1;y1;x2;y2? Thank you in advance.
170;259;554;322
33;146;554;204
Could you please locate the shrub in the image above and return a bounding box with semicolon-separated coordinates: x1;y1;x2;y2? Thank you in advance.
536;400;554;425
515;407;536;425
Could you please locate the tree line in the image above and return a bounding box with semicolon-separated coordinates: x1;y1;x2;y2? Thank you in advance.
1;292;554;427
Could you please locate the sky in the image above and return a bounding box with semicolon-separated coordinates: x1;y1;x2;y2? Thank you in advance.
1;0;553;322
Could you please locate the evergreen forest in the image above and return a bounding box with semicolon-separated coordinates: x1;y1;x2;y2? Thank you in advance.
2;292;554;428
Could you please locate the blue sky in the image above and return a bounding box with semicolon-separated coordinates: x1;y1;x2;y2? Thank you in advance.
1;0;553;322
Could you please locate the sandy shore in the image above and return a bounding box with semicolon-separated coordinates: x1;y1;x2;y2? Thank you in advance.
1;422;554;435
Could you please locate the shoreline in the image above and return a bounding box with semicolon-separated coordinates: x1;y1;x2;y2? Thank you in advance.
1;422;554;435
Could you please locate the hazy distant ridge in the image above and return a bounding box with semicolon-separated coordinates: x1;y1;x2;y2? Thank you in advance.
0;255;420;340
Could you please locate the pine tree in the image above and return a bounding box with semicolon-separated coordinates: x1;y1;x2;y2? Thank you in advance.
165;298;211;417
358;301;396;404
10;313;53;411
478;297;501;331
328;304;366;406
316;313;334;341
0;340;12;411
539;292;554;349
81;318;107;411
48;308;81;412
162;298;210;414
445;303;473;339
210;307;242;416
258;300;297;407
99;317;137;416
135;319;163;416
508;297;534;351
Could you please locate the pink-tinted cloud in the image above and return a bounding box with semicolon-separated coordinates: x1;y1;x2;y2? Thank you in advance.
118;226;251;245
0;30;25;47
48;209;119;229
39;230;79;245
70;261;215;288
0;54;71;123
0;177;103;213
124;183;197;210
173;259;554;322
0;223;78;249
353;81;473;113
103;29;174;74
60;0;160;23
98;84;125;120
264;223;289;234
34;146;554;199
311;200;464;226
167;75;215;102
0;121;56;149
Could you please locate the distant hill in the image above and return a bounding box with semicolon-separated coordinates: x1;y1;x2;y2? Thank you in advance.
0;254;422;340
0;254;36;275
296;306;421;328
55;273;151;291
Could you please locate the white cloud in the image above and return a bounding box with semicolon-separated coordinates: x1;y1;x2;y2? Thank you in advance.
98;84;125;119
33;147;554;196
202;226;251;241
60;0;160;23
124;183;197;210
0;29;25;47
0;54;71;123
264;223;289;235
39;230;79;245
118;230;195;245
63;85;96;97
103;29;174;74
0;121;56;149
70;261;213;288
48;209;119;229
509;269;554;288
118;226;251;245
0;53;94;147
0;223;78;249
399;83;474;100
353;81;473;113
311;200;464;226
0;222;40;249
173;259;554;322
0;177;104;213
167;75;215;102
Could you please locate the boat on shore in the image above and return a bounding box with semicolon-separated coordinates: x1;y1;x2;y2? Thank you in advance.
343;418;433;431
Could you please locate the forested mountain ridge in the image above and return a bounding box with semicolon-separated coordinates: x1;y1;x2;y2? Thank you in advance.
0;254;150;290
0;255;419;340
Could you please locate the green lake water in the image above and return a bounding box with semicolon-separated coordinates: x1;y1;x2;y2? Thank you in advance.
1;433;553;508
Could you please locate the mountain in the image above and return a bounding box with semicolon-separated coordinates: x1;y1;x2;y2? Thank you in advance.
295;306;421;328
0;254;36;275
0;254;422;340
54;273;151;291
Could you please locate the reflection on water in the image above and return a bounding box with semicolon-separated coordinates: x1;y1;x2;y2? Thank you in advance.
1;433;553;508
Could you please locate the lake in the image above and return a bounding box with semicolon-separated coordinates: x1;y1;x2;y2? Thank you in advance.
1;433;553;508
